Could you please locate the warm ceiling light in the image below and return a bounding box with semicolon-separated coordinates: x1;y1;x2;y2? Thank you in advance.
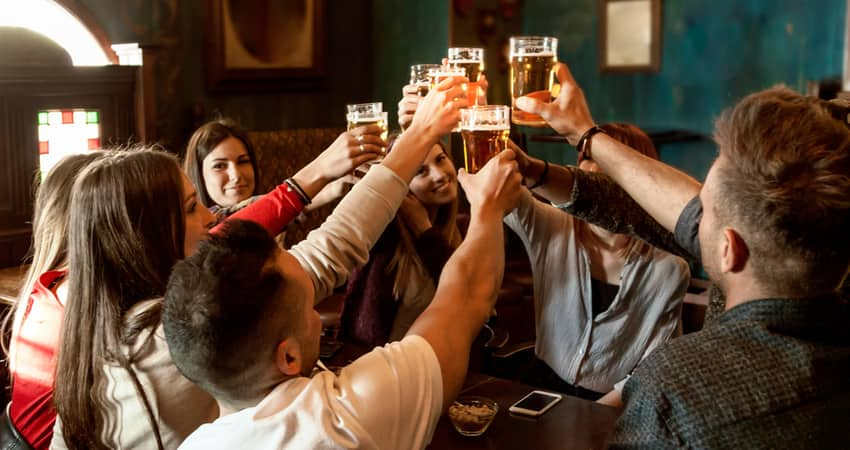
0;0;111;66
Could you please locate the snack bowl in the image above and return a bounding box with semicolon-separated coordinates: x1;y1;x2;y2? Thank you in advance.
448;396;498;436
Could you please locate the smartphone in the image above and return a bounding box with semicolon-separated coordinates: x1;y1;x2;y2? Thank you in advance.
508;390;562;417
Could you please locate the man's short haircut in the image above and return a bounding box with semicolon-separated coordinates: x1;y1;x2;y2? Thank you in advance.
163;219;303;407
713;86;850;295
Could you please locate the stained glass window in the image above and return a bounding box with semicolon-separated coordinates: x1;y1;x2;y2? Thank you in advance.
37;108;100;177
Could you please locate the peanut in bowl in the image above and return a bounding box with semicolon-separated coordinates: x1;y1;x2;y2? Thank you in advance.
448;396;499;436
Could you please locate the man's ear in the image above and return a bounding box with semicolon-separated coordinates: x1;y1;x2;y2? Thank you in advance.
275;339;302;376
721;227;749;273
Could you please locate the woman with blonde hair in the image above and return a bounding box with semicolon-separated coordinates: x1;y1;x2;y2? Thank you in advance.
2;152;104;449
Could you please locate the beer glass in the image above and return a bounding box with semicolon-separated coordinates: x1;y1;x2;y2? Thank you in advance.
428;65;475;106
509;36;558;127
459;105;510;173
410;64;441;97
448;47;484;105
346;102;388;142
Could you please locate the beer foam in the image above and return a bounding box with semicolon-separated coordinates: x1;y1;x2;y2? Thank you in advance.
511;50;555;57
461;124;510;131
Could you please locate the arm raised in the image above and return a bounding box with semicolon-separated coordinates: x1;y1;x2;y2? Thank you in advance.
406;150;522;410
516;63;701;232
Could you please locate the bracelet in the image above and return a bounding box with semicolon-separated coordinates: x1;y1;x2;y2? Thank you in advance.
576;125;605;161
529;160;549;189
284;178;312;206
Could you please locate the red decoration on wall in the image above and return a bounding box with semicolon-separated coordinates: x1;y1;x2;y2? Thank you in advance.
88;138;100;150
61;110;73;124
38;141;49;155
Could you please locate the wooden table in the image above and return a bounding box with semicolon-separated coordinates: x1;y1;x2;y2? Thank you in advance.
427;374;621;449
323;340;621;450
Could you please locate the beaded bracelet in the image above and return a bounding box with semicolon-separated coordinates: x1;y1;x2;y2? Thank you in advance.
284;178;312;206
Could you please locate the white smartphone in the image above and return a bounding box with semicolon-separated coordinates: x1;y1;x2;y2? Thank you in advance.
508;390;562;416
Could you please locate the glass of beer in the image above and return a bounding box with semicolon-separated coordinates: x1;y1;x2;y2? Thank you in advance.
346;102;388;143
411;64;441;97
448;47;484;105
459;105;510;173
509;36;558;127
428;65;475;106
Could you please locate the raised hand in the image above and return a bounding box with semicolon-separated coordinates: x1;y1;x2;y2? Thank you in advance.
312;125;384;181
457;149;522;219
515;63;595;144
406;76;470;144
398;84;422;131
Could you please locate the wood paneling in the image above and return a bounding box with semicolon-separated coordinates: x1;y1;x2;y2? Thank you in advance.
0;65;137;268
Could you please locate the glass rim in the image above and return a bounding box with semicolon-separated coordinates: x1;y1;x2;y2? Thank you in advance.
509;35;559;42
346;111;387;121
428;66;467;75
460;105;511;129
345;102;383;113
448;47;485;60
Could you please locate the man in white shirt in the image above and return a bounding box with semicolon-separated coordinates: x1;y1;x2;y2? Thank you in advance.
162;149;521;449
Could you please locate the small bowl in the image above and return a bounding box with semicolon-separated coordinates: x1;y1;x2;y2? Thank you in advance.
448;396;499;436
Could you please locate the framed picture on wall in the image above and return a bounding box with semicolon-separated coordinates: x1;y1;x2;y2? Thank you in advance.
598;0;661;73
205;0;326;92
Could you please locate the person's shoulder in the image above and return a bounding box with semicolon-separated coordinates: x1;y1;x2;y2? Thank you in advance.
631;331;711;387
644;247;690;277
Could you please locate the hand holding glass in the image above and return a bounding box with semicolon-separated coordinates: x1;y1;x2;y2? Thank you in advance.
346;102;388;142
448;47;485;105
509;36;558;127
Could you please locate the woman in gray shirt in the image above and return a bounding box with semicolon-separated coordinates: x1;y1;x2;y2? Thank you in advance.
504;123;689;404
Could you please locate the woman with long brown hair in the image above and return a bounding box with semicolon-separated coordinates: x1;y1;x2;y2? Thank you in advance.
50;139;379;449
339;138;462;345
183;118;372;221
50;76;467;449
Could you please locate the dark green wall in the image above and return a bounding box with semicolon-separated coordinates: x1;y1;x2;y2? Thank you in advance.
372;0;450;132
78;0;374;152
521;0;846;180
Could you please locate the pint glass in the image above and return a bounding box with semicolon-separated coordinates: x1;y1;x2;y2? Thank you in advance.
448;47;484;105
411;64;441;97
509;36;558;127
346;102;388;142
460;105;510;173
428;65;476;107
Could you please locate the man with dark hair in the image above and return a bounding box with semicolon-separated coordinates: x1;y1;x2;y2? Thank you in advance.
163;151;521;449
516;65;850;447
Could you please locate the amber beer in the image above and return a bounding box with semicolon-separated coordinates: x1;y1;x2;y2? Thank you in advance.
509;36;558;127
460;105;510;173
461;127;509;173
347;111;388;142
